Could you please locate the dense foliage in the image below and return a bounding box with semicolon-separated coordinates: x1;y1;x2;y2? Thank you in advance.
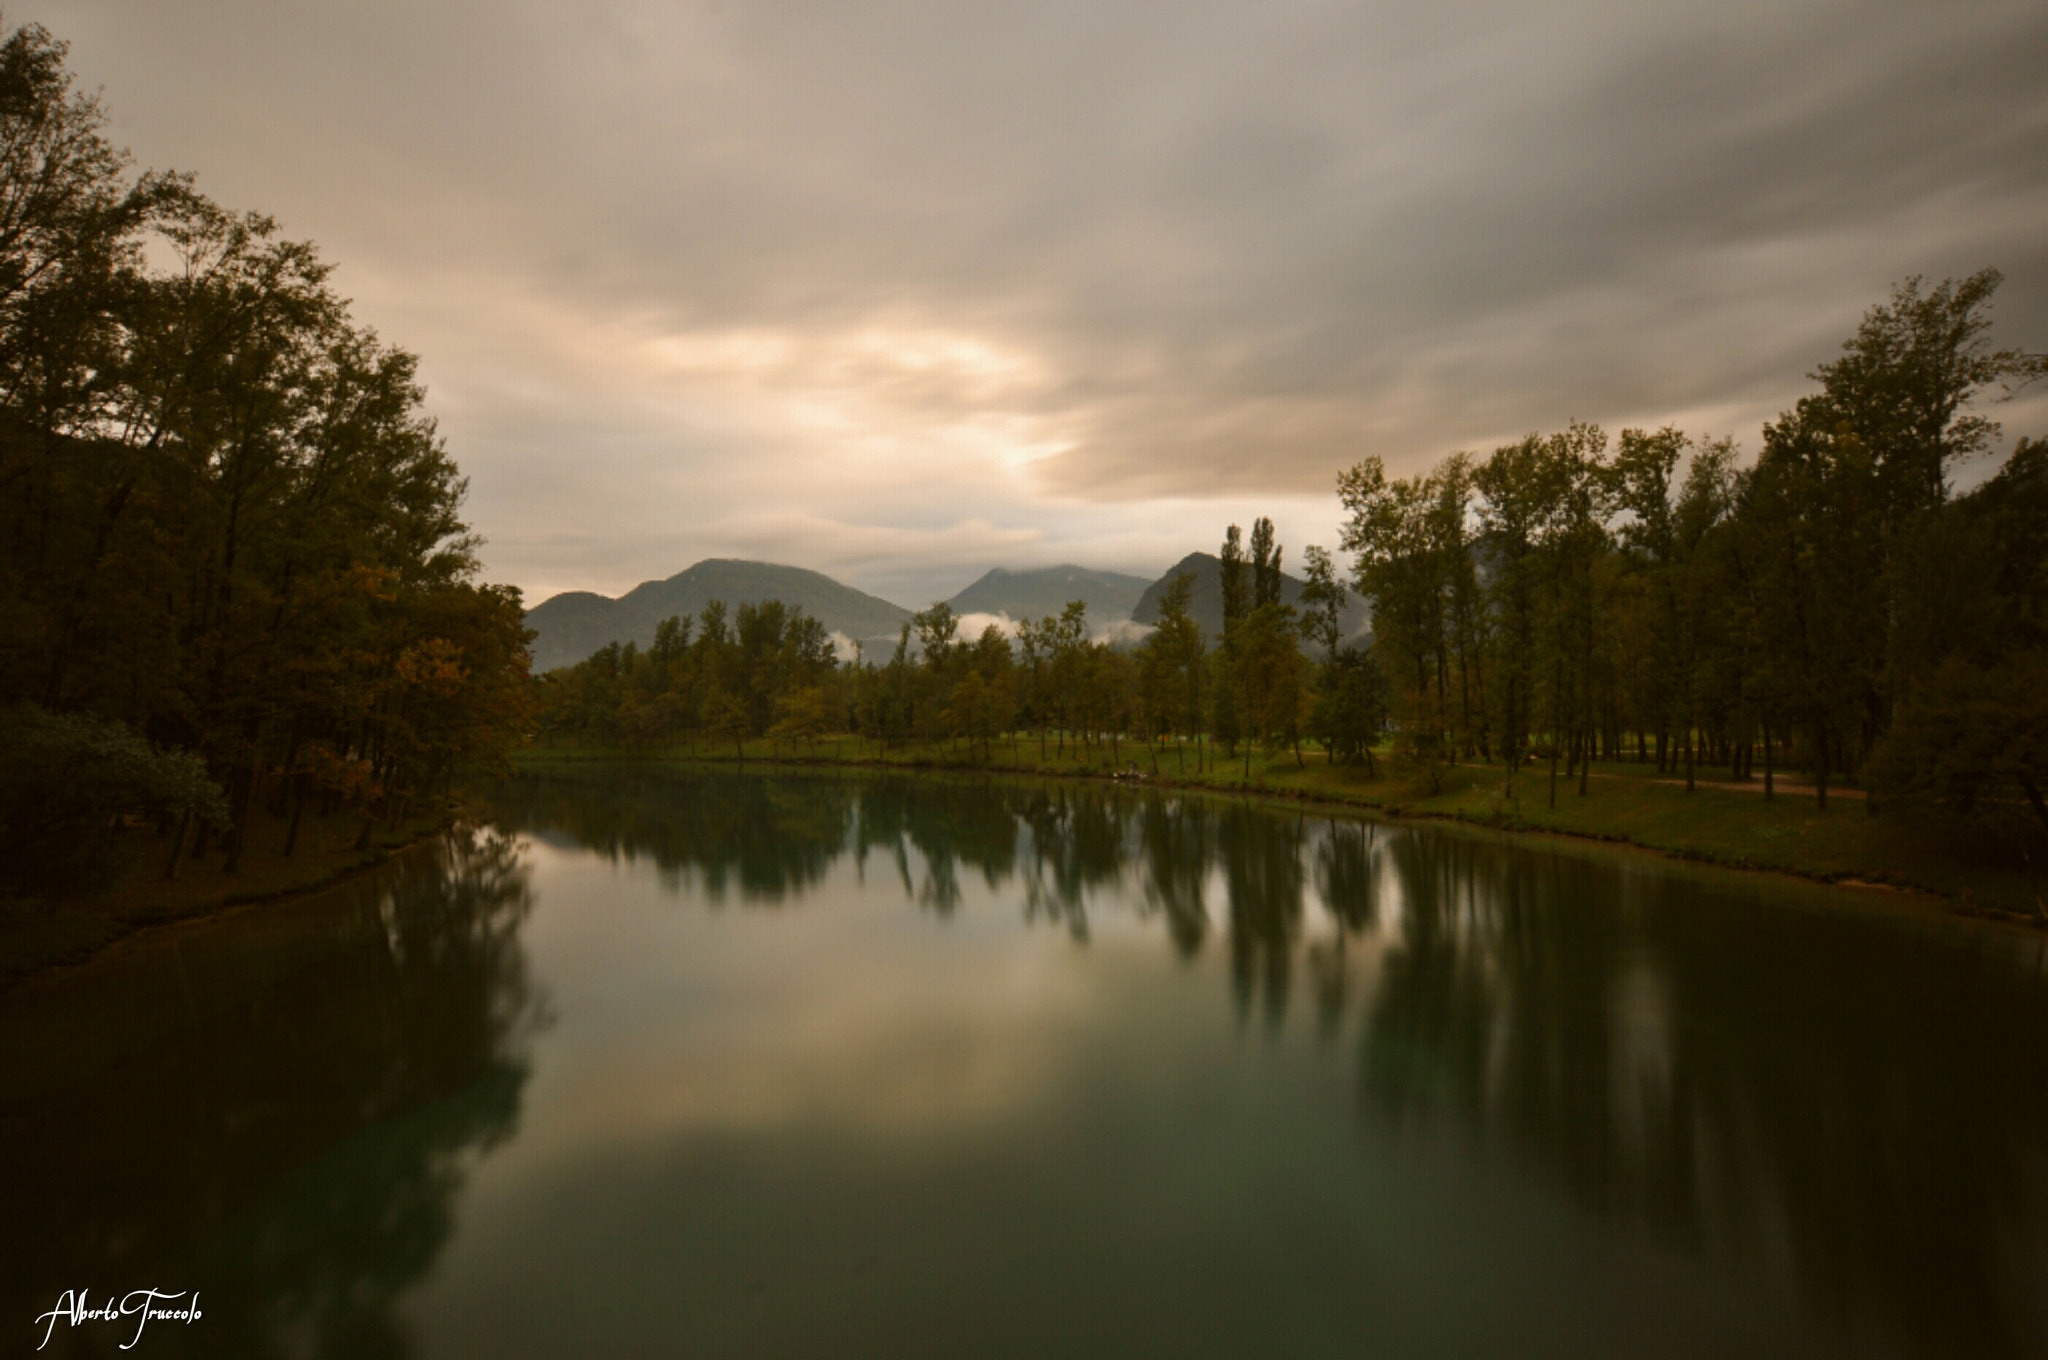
1341;272;2046;843
0;23;531;888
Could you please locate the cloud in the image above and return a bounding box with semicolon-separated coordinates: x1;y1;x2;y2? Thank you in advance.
1095;619;1155;648
41;0;2048;604
956;612;1022;640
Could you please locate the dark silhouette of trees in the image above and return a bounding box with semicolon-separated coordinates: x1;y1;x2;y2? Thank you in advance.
0;21;532;889
1334;270;2042;858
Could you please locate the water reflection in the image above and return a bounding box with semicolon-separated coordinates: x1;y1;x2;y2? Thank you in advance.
0;826;543;1359
1350;830;2048;1358
493;768;2048;1358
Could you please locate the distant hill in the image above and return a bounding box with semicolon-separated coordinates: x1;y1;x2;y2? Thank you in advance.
526;560;913;671
944;565;1154;625
1131;552;1372;648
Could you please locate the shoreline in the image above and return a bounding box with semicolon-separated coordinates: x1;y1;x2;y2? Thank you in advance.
10;745;2033;998
0;814;457;995
515;743;2046;931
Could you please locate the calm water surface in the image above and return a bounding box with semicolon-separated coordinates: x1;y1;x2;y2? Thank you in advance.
5;769;2047;1358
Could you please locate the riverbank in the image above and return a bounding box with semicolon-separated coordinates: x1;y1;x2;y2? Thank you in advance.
519;737;2046;923
0;802;457;990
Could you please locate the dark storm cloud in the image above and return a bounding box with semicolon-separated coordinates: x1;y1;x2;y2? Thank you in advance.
38;0;2048;600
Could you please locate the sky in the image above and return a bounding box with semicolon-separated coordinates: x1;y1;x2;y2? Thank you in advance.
36;0;2048;609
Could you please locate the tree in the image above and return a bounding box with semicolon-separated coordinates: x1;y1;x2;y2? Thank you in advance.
770;685;830;750
1314;647;1386;774
1043;600;1089;757
913;601;961;669
1016;615;1050;757
1610;427;1688;771
1219;524;1248;635
1137;572;1205;772
949;624;1016;759
1236;600;1308;771
1809;270;2045;522
0;18;535;884
1215;526;1248;756
0;703;228;893
1470;437;1549;796
1250;516;1282;609
1870;437;2048;860
1297;545;1347;665
1748;405;1885;807
704;684;749;761
1340;457;1483;765
1871;651;2048;848
1300;542;1382;772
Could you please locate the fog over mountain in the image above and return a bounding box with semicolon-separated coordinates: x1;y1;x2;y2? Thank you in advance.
943;566;1154;628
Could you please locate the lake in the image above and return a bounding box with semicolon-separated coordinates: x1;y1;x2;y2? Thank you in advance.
5;767;2046;1358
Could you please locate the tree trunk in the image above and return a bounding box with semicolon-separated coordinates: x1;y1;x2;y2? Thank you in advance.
163;811;192;881
223;761;256;875
2018;775;2048;841
283;777;306;857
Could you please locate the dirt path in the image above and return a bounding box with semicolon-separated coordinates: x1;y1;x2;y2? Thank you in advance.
1588;769;1866;800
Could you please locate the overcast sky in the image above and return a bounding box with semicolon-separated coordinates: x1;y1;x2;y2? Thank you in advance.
37;0;2048;607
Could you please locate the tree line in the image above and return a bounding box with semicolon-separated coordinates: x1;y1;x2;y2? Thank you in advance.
539;514;1385;779
0;23;531;891
543;269;2045;853
1340;270;2046;839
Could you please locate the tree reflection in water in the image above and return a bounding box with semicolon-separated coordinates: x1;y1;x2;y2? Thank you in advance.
11;772;2038;1357
0;826;542;1359
495;768;2048;1358
1357;831;2048;1360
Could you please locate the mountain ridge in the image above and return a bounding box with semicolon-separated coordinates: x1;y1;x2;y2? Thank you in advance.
526;559;913;671
943;564;1154;625
527;553;1372;671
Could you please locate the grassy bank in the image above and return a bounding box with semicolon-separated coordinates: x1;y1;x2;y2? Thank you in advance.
0;802;456;989
519;735;2045;921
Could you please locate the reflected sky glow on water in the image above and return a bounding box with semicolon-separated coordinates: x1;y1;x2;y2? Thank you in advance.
6;768;2048;1359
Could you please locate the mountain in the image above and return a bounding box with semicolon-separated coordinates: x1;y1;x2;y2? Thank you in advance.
1130;552;1372;647
526;559;913;671
943;565;1155;625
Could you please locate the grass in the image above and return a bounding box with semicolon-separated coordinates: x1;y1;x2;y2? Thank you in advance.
520;734;2046;921
0;801;455;989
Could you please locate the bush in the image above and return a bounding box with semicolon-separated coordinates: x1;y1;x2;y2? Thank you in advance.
0;705;228;895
